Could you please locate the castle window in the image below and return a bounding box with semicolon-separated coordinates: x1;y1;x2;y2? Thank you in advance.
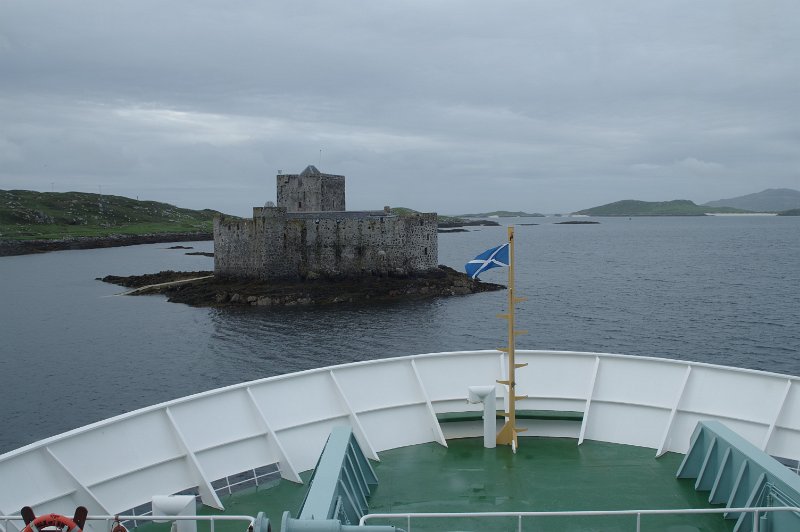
298;201;302;209
424;247;428;255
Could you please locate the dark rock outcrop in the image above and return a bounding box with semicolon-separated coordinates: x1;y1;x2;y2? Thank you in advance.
100;265;504;307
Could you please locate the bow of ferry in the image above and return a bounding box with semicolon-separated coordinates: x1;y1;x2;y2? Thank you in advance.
2;349;800;531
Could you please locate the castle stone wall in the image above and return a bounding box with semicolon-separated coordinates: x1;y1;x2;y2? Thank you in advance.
214;209;437;280
216;165;436;280
213;217;265;280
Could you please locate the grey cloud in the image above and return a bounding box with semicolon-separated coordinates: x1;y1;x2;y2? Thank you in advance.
1;1;799;215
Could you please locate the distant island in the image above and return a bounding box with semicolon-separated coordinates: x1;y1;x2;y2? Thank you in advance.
456;210;545;218
574;188;800;216
703;188;800;212
391;207;500;228
573;200;749;217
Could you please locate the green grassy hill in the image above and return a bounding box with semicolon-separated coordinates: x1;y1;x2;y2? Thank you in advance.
390;207;465;225
704;188;800;212
0;190;225;240
573;199;750;216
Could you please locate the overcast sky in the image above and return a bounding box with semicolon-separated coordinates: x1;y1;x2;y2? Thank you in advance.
1;1;798;216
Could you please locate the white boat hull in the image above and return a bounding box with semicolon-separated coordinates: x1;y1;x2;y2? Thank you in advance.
1;350;798;531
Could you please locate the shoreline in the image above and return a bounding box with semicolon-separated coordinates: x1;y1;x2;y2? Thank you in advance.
0;232;212;257
100;266;505;307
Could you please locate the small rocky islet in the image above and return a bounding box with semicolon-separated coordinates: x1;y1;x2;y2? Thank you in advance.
100;265;504;307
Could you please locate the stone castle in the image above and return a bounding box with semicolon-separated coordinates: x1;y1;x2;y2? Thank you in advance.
214;165;438;280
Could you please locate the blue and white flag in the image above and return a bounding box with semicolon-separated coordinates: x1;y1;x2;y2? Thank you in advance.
465;243;510;279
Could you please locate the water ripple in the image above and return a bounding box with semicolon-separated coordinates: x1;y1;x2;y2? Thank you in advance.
1;217;799;452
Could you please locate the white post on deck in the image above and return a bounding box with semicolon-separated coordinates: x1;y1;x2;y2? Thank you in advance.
468;386;497;449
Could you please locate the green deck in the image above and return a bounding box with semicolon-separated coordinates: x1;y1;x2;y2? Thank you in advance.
180;438;733;531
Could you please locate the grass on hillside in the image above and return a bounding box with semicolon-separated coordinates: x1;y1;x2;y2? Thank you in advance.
1;221;214;240
390;206;466;225
0;190;219;240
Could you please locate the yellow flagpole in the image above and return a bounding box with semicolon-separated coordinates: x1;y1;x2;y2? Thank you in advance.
496;225;528;450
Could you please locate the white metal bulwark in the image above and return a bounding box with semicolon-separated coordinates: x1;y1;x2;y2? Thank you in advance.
328;370;380;460
43;447;109;514
578;356;601;445
410;359;448;447
762;380;792;451
1;350;799;527
656;365;692;457
244;388;302;483
164;408;224;510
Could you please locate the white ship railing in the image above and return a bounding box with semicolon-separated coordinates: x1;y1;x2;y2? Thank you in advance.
2;350;799;531
361;506;800;531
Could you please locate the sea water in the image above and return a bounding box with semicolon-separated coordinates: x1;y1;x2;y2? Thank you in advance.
1;215;798;452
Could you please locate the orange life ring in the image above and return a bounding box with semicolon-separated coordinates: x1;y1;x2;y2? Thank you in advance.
23;514;82;532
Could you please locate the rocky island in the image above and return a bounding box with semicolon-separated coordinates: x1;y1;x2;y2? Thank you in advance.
99;166;506;307
100;266;504;307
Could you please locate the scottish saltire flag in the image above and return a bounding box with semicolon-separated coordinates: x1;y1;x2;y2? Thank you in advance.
465;243;510;279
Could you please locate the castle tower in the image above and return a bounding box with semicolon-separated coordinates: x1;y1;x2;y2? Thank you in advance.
276;165;346;212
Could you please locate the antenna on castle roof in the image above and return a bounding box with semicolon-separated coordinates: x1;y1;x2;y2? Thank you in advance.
319;148;322;167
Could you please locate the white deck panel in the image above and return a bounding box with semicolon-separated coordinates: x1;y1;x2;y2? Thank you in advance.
332;360;425;413
681;365;790;422
591;356;688;409
777;381;800;431
46;411;183;487
515;351;596;401
166;389;265;454
248;372;347;431
413;351;503;403
584;402;671;448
